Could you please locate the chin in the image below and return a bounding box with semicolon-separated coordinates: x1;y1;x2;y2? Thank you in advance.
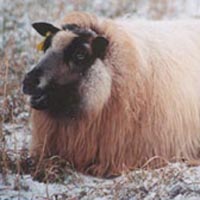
29;81;81;118
30;94;49;110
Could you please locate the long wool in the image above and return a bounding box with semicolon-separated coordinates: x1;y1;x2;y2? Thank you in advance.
31;12;200;177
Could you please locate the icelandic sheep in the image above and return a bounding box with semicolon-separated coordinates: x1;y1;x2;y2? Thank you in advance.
23;12;200;177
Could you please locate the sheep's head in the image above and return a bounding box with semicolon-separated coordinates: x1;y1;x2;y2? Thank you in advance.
23;22;111;118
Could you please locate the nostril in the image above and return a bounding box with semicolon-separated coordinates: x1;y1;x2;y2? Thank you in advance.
23;77;38;95
23;68;43;95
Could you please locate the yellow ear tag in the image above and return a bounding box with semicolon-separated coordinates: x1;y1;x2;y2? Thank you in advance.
36;32;52;51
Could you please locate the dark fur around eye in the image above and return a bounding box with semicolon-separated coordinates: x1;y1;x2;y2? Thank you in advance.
64;38;90;62
63;37;95;72
72;47;89;64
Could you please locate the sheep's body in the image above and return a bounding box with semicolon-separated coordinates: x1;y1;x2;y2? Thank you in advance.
31;12;200;177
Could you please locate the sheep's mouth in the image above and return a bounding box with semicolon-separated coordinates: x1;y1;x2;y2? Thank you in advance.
28;82;81;117
30;93;49;110
22;78;49;110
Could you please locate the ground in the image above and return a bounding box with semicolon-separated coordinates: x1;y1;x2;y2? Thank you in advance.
1;0;200;199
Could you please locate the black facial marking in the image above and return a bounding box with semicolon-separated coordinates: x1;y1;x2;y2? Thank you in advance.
30;93;48;110
35;81;80;118
63;37;95;73
62;24;96;38
62;24;80;32
25;23;109;118
23;67;44;95
62;24;109;58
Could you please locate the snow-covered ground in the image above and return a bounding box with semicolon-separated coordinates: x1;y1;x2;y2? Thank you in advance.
2;122;200;200
2;0;200;199
2;124;200;199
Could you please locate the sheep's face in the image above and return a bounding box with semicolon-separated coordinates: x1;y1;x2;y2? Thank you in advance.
23;23;111;118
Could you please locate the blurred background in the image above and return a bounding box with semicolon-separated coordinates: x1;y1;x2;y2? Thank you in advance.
1;0;200;131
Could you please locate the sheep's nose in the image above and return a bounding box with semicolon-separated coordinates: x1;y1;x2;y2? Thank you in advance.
22;67;43;95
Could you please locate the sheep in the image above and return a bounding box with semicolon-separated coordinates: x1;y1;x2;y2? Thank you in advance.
23;12;200;177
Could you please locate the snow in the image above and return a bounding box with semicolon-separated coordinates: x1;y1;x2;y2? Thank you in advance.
3;123;31;151
0;174;67;199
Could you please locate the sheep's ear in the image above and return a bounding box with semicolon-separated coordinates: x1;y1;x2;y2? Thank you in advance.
32;22;60;36
92;36;109;58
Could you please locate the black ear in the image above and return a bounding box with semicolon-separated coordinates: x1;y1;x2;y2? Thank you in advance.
92;36;109;58
32;22;60;36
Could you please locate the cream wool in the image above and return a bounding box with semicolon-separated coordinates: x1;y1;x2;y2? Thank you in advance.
30;12;200;177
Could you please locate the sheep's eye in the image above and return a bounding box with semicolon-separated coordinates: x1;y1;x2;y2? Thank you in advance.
73;48;88;63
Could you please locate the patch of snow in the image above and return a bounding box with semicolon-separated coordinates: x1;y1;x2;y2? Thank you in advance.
3;123;31;151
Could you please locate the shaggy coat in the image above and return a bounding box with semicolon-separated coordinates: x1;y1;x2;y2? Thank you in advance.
30;12;200;177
